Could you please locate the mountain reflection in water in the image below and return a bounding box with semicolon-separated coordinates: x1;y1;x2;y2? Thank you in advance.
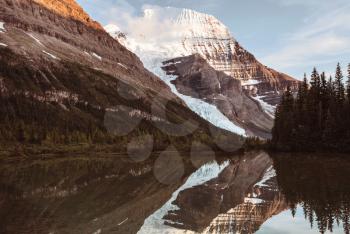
0;151;349;234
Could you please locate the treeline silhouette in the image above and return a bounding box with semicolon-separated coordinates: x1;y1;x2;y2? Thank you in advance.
0;94;221;151
272;63;350;152
273;154;350;234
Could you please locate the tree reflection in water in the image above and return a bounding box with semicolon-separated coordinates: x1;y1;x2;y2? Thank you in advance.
272;154;350;234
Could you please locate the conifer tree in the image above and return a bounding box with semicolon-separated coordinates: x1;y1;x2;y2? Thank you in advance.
335;63;345;104
319;72;329;128
347;63;350;101
296;75;306;107
323;109;337;148
272;64;350;152
310;68;320;88
320;72;328;101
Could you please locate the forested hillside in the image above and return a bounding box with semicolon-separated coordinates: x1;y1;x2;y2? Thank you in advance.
272;63;350;152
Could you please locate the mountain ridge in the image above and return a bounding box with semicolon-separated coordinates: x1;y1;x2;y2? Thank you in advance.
105;6;298;137
0;0;242;149
33;0;104;30
105;6;298;96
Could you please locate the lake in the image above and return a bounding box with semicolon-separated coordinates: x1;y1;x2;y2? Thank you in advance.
0;151;349;234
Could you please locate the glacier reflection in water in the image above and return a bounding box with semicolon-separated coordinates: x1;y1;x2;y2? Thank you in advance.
1;151;350;234
138;151;350;234
138;160;230;234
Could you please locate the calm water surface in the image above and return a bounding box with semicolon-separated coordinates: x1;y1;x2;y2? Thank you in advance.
0;151;349;234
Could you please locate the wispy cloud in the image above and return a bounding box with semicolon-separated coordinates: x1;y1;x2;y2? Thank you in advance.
78;0;350;78
261;2;350;76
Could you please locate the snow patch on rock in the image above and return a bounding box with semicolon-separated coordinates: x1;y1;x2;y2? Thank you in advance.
244;197;265;204
118;218;128;226
92;229;101;234
241;79;261;86
92;52;102;61
42;50;60;60
255;166;276;187
83;51;91;57
0;22;5;33
27;33;44;46
252;95;276;118
117;62;128;69
104;24;122;38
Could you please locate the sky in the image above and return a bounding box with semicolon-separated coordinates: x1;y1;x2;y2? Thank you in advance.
257;206;344;234
77;0;350;79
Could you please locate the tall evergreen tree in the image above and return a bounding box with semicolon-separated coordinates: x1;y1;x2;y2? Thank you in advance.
272;64;350;152
320;72;328;99
296;74;308;111
319;72;329;129
334;63;345;104
347;63;350;101
310;68;321;89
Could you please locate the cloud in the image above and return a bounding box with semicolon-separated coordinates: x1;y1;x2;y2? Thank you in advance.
263;34;350;68
268;0;348;8
78;0;350;78
104;5;200;50
77;0;137;26
261;3;350;74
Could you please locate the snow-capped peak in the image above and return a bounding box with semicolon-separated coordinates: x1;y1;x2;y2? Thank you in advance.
142;7;232;40
105;6;237;64
104;23;127;44
104;24;122;37
104;7;248;135
104;24;120;34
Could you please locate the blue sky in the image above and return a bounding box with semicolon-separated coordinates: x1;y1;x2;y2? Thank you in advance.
77;0;350;79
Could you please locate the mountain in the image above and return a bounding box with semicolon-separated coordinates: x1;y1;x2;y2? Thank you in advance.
105;7;299;138
0;0;242;150
33;0;103;30
163;55;273;138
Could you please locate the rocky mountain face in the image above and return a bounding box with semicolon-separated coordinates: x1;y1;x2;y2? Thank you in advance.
161;8;297;89
33;0;103;30
105;7;299;137
0;0;241;149
155;8;299;99
160;151;288;233
163;55;273;138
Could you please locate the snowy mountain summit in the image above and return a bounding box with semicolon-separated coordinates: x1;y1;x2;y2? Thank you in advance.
105;6;296;90
105;6;298;137
105;7;236;70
